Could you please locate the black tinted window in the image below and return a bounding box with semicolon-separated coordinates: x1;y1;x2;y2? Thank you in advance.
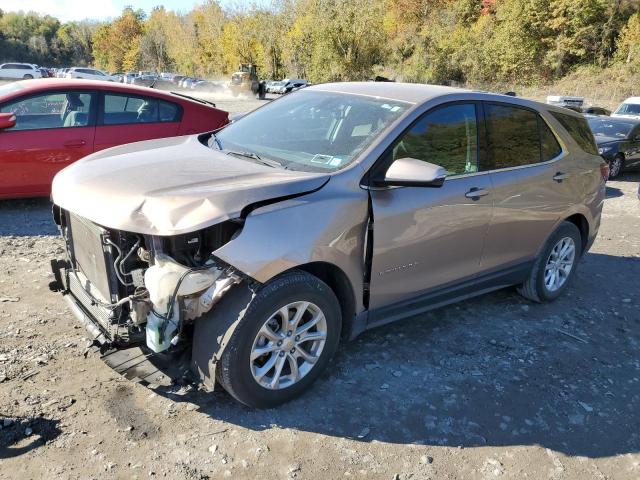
103;94;179;125
159;101;180;122
540;118;562;161
391;103;478;176
484;104;540;169
550;111;598;155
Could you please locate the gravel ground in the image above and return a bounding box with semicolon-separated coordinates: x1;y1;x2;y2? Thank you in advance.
0;91;639;479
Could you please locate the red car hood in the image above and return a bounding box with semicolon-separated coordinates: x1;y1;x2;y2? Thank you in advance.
52;135;329;235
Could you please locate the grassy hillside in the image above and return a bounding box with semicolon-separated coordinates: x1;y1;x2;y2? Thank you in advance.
470;64;640;111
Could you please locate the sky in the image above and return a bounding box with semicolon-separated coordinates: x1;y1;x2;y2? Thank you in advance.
0;0;265;22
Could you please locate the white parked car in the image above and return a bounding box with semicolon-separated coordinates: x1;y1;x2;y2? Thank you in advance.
123;72;138;84
546;95;584;109
267;81;285;93
274;79;309;94
65;67;116;82
611;97;640;119
0;63;42;80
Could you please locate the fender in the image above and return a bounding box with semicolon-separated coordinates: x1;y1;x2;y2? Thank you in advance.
213;181;370;314
191;282;255;391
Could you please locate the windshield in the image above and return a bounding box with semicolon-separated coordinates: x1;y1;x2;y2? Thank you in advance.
614;102;640;115
214;90;410;172
588;118;634;138
0;82;25;98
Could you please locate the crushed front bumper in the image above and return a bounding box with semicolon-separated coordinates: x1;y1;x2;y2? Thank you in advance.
50;258;112;344
50;258;194;388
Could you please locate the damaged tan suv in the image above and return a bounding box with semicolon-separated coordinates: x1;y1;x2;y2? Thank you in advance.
51;83;607;407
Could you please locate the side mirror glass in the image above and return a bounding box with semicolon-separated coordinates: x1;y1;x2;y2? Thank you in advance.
0;112;16;130
381;157;447;187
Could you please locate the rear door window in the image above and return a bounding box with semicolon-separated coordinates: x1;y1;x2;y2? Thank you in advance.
540;118;562;161
102;93;180;125
483;104;540;170
550;111;598;155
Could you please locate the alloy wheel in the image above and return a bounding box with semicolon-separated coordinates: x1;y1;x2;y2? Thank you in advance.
609;157;622;178
544;237;576;292
250;301;327;390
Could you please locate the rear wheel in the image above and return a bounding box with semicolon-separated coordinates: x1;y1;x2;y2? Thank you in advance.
608;154;624;179
217;270;341;408
517;222;582;302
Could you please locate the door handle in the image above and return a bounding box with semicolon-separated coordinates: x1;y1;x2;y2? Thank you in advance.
63;140;86;148
465;187;489;199
553;172;569;182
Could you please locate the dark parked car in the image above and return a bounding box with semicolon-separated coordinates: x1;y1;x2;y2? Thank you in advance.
564;105;611;116
587;116;640;179
583;106;611;116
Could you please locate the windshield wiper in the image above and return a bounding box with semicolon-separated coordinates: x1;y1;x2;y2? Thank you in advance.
226;150;284;169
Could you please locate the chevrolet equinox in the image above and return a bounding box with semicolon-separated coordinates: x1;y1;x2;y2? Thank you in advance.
50;83;607;407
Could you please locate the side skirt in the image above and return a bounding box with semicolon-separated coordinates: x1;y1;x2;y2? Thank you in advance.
366;260;534;331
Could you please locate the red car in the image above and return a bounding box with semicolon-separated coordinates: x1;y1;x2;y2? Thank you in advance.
0;79;229;199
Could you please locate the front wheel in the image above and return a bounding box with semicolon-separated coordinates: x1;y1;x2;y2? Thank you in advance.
216;270;341;408
23;74;33;79
517;221;582;303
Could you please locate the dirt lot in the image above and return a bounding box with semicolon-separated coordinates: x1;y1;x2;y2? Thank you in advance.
1;92;639;479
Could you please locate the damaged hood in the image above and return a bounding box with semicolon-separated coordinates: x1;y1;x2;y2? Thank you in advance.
52;135;329;235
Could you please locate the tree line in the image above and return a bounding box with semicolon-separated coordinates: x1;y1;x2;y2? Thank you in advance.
1;0;639;85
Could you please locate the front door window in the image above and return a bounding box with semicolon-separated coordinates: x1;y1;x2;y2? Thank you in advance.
1;92;93;130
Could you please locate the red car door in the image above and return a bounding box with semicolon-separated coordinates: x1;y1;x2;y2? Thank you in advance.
0;90;96;198
94;92;181;151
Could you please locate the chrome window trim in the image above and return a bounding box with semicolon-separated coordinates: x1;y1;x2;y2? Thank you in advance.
456;150;568;179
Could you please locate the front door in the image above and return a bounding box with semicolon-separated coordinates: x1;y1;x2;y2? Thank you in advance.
0;90;96;198
368;103;493;309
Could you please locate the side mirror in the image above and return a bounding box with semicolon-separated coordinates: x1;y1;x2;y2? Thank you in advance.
380;157;447;187
0;112;16;130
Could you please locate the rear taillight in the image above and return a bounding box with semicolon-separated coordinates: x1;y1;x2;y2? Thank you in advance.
600;162;610;182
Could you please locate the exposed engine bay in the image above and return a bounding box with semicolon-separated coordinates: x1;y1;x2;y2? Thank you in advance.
51;206;247;354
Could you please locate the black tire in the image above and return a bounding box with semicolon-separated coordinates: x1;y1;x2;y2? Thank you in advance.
23;74;33;79
608;154;625;179
216;270;341;408
517;221;582;303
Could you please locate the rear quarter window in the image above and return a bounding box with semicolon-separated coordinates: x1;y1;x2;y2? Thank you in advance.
159;101;180;122
550;111;598;155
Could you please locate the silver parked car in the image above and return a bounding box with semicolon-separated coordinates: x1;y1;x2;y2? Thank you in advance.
50;83;606;407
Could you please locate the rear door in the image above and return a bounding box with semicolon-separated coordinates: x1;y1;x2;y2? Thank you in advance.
479;102;574;271
94;92;182;151
0;90;96;197
368;102;493;309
